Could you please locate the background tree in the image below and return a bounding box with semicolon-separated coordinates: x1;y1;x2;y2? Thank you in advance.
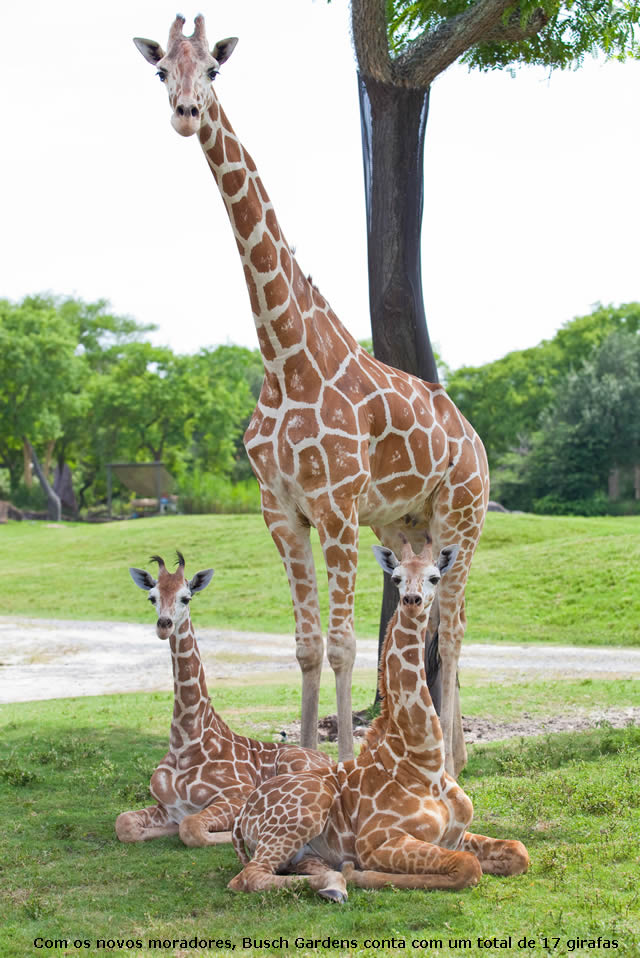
189;345;263;481
350;0;639;663
525;330;640;506
447;302;640;469
0;297;85;516
49;296;155;511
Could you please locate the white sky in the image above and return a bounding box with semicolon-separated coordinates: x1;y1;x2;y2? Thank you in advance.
2;0;639;371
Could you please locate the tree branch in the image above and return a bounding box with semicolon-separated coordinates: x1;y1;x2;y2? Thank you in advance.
351;0;392;82
483;6;549;43
393;0;521;87
23;436;61;521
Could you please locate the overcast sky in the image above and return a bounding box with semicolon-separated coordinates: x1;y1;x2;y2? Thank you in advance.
2;0;638;371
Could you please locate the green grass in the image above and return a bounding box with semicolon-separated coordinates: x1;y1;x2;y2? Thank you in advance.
1;685;639;958
1;512;639;645
461;676;640;723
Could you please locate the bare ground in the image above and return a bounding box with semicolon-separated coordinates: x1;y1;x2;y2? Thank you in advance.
278;706;640;747
2;616;639;743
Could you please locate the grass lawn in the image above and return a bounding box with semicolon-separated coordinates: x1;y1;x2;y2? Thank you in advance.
1;683;639;958
1;512;639;645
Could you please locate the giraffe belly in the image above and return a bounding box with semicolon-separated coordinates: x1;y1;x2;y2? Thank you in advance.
358;466;447;528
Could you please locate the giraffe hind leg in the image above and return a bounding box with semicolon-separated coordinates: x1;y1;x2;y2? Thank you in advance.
356;834;482;890
462;832;530;876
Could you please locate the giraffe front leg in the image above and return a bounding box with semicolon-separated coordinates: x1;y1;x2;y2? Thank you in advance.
115;803;178;842
228;772;342;901
355;834;482;890
228;860;347;901
462;832;529;876
178;799;244;847
315;502;359;763
261;490;324;750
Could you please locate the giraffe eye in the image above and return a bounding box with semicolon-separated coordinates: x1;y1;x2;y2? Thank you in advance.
207;68;219;81
148;595;156;604
181;596;191;605
429;576;440;586
156;70;168;82
391;575;401;586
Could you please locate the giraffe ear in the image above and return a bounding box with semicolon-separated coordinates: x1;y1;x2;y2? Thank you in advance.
129;567;157;591
188;569;214;594
437;545;460;576
372;546;399;576
133;37;166;65
211;37;238;65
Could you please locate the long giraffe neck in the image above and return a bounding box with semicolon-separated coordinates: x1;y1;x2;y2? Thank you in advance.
368;605;445;777
168;618;221;749
197;98;358;374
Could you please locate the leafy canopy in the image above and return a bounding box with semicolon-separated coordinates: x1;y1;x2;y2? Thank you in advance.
447;301;640;466
386;0;640;69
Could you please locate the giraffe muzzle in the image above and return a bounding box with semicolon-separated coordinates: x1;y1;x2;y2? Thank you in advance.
156;616;173;639
171;101;201;137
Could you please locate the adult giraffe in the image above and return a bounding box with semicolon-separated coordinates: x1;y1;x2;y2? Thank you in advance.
134;15;489;774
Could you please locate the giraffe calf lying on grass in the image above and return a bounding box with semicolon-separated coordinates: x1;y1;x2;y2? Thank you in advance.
116;551;331;846
228;539;529;901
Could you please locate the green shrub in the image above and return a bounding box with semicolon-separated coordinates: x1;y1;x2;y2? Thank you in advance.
177;469;261;514
532;492;640;516
10;479;47;511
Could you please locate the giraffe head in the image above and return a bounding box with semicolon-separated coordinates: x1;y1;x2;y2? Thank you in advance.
134;15;238;137
129;551;214;639
372;538;459;618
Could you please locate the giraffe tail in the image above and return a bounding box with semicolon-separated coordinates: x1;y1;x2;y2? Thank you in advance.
231;813;250;865
426;628;442;715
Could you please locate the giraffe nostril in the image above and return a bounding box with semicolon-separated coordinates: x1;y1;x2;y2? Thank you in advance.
176;105;185;117
190;106;199;118
403;594;422;606
157;617;173;630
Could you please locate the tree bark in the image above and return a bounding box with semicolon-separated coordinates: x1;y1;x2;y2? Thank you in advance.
23;439;33;487
44;439;56;479
24;437;61;521
358;73;438;383
54;460;78;517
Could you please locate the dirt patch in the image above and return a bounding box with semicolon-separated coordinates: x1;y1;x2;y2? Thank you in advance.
279;706;640;746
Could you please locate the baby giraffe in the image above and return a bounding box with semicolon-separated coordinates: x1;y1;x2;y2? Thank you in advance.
116;551;331;846
228;538;528;900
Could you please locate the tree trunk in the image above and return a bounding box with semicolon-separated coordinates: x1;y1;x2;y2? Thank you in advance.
608;467;620;500
358;72;442;708
44;439;56;480
23;439;33;487
24;437;61;521
54;459;78;517
358;74;438;383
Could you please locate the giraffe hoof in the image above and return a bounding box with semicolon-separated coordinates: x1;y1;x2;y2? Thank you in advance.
319;886;348;903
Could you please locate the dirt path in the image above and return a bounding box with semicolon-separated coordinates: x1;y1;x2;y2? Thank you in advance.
2;616;639;742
